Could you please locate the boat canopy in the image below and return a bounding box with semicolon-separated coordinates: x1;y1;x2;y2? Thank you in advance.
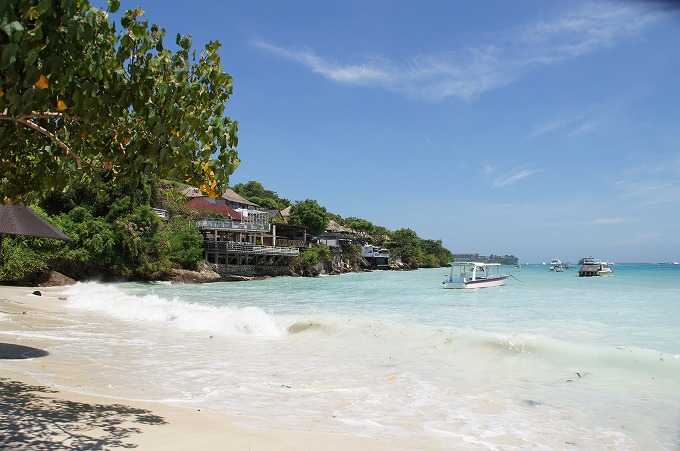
448;262;501;267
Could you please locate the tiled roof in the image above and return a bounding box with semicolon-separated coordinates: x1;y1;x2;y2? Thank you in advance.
185;197;243;220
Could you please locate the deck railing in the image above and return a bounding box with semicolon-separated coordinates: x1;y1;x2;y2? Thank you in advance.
203;241;299;256
197;219;270;233
274;238;311;248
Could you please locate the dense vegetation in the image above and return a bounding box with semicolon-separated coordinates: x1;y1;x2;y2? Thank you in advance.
0;178;204;284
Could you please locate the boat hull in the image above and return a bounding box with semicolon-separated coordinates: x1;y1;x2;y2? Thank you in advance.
443;275;508;289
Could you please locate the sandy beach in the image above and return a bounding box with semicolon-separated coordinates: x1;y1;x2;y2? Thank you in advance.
0;285;397;450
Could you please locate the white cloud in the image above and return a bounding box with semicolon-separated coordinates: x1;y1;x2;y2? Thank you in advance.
613;156;680;206
589;217;632;225
252;2;670;101
493;168;539;187
614;180;680;206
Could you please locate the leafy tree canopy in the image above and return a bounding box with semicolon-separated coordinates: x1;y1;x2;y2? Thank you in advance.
287;199;329;236
0;0;239;203
232;180;291;211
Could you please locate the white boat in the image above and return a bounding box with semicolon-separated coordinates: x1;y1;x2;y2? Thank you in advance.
577;257;614;277
549;259;564;272
443;262;509;289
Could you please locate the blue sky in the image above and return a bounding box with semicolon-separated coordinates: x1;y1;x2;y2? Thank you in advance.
102;0;680;263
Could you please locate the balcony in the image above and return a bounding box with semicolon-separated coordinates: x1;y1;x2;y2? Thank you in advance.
203;241;299;256
197;218;270;233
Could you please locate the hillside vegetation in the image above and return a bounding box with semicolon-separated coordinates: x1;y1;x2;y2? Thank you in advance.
0;177;457;284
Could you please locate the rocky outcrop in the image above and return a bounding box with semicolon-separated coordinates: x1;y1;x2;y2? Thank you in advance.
167;264;221;284
389;260;413;271
35;271;77;287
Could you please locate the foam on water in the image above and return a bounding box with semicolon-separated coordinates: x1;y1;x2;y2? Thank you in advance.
65;281;282;337
11;265;680;448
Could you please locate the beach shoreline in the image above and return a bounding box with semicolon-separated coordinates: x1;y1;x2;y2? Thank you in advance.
0;285;396;450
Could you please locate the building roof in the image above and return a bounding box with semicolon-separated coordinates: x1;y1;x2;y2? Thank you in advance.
181;187;260;208
0;203;72;241
185;197;243;220
281;206;292;217
181;186;205;198
265;209;286;222
326;219;354;234
220;188;259;207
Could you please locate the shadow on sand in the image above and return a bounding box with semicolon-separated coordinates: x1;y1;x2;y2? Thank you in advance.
0;376;167;449
0;343;50;359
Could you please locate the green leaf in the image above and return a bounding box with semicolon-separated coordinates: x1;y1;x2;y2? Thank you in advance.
1;43;18;67
108;0;121;13
25;66;41;86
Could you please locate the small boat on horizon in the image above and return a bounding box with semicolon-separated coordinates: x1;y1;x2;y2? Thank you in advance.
443;262;509;289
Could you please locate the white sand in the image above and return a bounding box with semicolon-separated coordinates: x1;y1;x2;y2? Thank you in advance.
0;286;403;450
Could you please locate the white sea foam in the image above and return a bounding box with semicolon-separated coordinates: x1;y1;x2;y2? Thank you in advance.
64;282;281;337
17;266;680;449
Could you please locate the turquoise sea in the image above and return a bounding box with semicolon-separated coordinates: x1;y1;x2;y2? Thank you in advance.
16;264;680;448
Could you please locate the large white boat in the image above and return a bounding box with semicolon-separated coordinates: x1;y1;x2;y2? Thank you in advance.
577;257;614;277
442;262;509;289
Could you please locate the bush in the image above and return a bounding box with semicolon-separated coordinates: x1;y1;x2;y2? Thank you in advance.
0;237;47;284
291;244;331;276
163;217;204;270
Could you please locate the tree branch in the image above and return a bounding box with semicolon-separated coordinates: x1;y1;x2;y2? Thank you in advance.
17;117;87;168
0;112;96;169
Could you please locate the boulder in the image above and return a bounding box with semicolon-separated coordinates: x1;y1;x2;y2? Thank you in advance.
167;266;221;284
36;271;77;287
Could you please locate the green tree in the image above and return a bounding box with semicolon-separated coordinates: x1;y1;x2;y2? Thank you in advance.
287;199;329;236
388;228;420;264
50;205;117;277
233;180;291;211
345;217;374;236
162;216;203;269
420;239;454;266
0;235;47;283
112;205;166;278
0;0;239;202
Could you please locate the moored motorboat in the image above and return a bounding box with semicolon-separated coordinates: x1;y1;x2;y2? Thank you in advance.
549;259;564;272
443;262;509;289
578;257;614;277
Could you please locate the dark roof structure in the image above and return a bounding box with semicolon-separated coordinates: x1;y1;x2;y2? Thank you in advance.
0;203;72;253
0;203;72;240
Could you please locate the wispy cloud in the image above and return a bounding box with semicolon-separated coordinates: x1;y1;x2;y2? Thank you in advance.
251;41;392;84
612;156;680;206
588;217;632;225
492;167;540;188
252;2;670;101
614;180;680;206
528;93;637;138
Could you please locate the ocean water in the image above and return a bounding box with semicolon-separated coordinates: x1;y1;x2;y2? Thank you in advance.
14;265;680;448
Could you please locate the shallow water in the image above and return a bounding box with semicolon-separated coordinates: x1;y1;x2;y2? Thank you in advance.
12;264;680;448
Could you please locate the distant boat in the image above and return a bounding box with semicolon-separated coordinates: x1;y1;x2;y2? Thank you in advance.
578;257;614;277
443;262;509;289
549;259;564;272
